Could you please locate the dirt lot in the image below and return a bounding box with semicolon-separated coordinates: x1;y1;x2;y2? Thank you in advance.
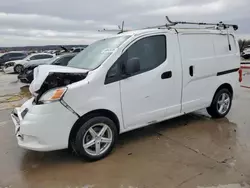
0;71;250;188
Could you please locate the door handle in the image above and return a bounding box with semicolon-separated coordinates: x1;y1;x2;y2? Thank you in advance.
189;66;194;77
161;71;172;79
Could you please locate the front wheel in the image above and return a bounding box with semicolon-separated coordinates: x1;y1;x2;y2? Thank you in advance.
74;116;118;161
207;88;232;118
14;65;24;73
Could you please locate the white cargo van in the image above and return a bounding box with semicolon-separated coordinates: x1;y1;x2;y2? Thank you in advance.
11;18;241;161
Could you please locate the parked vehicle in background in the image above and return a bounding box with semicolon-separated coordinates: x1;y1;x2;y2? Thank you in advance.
11;18;240;161
18;53;77;83
4;53;55;73
0;51;28;69
241;47;250;59
71;47;84;53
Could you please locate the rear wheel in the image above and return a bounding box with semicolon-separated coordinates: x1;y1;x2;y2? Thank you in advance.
207;88;232;118
14;65;23;73
74;116;118;161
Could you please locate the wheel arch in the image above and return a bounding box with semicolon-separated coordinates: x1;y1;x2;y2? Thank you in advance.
14;64;24;72
68;109;120;148
211;83;233;105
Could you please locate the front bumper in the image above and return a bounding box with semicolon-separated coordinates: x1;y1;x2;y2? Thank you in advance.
11;98;78;151
3;66;14;74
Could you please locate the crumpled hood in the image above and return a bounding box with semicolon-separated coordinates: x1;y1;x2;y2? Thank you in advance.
29;65;88;95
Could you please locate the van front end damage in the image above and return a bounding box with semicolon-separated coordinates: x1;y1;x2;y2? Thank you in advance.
33;72;88;104
29;65;88;101
11;65;88;151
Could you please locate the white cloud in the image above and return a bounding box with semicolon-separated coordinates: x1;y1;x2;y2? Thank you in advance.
0;28;114;46
143;0;248;19
0;0;249;47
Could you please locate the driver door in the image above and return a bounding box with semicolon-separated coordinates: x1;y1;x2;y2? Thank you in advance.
120;34;181;129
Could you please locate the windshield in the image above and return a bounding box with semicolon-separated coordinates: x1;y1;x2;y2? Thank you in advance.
23;54;34;61
67;36;130;70
45;56;60;64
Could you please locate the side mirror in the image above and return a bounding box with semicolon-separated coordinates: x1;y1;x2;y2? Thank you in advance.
123;57;140;76
26;58;30;61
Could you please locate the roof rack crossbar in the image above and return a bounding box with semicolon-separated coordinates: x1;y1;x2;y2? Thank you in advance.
165;16;238;31
142;16;238;31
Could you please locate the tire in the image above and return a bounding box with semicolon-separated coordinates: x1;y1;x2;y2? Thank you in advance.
14;65;24;73
74;116;118;161
207;88;232;118
243;54;250;59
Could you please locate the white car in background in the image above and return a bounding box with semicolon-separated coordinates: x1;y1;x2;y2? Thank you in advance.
242;48;250;59
4;53;55;73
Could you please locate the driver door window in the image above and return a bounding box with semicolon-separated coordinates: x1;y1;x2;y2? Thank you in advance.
126;35;166;75
105;35;166;84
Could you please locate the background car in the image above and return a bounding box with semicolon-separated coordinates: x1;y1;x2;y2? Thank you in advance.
0;51;28;69
70;47;84;53
18;53;76;83
242;48;250;59
3;53;55;73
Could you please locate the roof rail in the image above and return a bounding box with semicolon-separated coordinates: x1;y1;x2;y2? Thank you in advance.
143;16;238;31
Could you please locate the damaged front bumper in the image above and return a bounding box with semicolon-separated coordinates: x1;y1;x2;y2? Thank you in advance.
3;66;14;74
11;98;78;151
18;71;33;83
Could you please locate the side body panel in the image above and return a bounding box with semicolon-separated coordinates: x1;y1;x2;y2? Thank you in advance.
179;33;240;113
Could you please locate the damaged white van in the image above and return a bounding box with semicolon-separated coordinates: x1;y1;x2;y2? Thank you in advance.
11;18;241;161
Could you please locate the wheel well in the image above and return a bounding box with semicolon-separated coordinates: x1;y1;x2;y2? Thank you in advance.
15;64;23;68
14;64;23;71
216;83;233;96
68;109;120;147
211;83;233;104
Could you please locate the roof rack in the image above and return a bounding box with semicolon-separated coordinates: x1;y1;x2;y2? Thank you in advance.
143;16;238;31
98;16;238;35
